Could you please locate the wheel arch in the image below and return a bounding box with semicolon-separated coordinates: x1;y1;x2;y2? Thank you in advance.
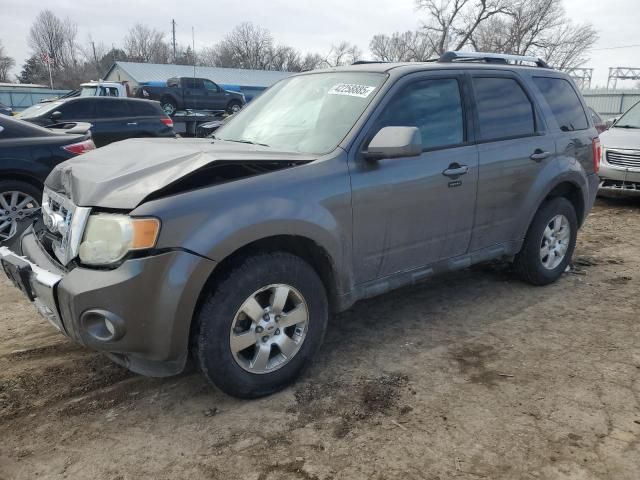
0;171;44;196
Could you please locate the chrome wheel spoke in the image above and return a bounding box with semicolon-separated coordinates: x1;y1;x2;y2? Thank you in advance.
277;336;298;358
270;286;290;314
9;191;18;208
241;296;264;323
251;344;271;371
0;194;10;210
278;304;308;329
230;331;256;353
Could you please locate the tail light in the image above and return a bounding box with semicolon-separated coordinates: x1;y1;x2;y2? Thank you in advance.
161;117;174;128
592;137;601;173
63;139;96;155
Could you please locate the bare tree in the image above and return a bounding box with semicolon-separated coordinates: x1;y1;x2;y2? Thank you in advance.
28;10;79;71
124;24;170;63
0;40;15;82
322;41;362;67
208;23;275;70
416;0;509;54
200;23;326;72
470;0;598;69
370;31;435;62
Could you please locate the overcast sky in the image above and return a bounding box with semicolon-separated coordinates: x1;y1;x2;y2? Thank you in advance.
2;0;639;88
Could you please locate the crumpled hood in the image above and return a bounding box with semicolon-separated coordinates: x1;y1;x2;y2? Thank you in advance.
599;127;640;151
46;137;315;209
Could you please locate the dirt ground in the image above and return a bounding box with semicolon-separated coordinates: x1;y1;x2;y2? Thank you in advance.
1;197;639;480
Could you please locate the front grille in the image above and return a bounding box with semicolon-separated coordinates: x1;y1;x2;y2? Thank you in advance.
606;149;640;169
41;188;91;266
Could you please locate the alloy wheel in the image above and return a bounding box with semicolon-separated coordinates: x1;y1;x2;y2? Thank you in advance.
539;214;571;270
0;191;39;241
229;284;309;374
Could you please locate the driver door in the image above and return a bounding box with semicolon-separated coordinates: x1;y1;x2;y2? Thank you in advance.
349;73;478;284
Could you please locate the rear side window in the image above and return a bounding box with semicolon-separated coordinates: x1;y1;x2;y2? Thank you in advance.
375;78;464;150
60;100;94;119
473;77;535;141
185;78;204;89
97;100;131;118
533;77;589;131
130;101;160;116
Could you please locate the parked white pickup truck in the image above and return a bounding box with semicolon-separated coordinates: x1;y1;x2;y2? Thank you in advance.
79;81;129;97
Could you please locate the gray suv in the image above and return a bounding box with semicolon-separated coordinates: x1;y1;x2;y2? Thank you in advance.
0;52;600;398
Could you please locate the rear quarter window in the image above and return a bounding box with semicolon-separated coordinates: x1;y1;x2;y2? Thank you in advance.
130;101;160;116
472;77;536;141
533;77;589;131
96;100;132;118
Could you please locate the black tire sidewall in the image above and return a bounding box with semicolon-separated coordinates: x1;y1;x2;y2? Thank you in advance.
517;197;578;285
196;253;328;398
226;100;241;114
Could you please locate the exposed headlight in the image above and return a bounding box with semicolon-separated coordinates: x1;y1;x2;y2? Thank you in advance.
78;214;160;266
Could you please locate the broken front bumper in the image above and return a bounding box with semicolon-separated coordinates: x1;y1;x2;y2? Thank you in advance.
1;224;216;377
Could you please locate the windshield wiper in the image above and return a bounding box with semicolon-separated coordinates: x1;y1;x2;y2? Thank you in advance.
222;138;270;147
614;124;639;129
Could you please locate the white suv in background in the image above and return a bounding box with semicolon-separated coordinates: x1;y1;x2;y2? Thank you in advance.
599;101;640;197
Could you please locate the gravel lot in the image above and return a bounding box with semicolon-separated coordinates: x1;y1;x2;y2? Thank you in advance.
1;198;639;480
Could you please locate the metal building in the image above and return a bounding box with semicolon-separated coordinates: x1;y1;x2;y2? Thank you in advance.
103;62;292;100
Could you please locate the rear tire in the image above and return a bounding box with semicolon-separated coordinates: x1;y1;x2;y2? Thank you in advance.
195;252;328;398
0;180;41;242
160;97;177;116
514;197;577;286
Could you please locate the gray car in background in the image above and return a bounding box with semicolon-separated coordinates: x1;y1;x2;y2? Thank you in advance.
0;52;600;398
598;100;640;196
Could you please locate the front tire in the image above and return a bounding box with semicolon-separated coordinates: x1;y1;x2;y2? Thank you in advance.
195;252;328;398
0;180;41;241
514;197;578;285
226;100;242;114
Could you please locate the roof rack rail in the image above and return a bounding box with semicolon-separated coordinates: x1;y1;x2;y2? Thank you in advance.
351;60;390;65
439;51;551;69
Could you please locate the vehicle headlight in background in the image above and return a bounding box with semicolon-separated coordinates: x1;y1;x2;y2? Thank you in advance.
78;214;160;266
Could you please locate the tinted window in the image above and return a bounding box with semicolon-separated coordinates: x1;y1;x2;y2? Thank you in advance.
130;101;160;116
59;100;95;119
96;100;131;118
533;77;588;131
203;80;219;91
375;78;464;149
473;77;535;140
185;78;204;89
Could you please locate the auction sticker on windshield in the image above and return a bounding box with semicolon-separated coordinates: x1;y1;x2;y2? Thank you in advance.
328;84;376;98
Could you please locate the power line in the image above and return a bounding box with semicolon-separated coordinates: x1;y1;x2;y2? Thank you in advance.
591;43;640;51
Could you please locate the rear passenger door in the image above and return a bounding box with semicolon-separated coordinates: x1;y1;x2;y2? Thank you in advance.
183;78;205;110
468;73;556;252
350;73;479;284
91;99;133;146
531;76;594;174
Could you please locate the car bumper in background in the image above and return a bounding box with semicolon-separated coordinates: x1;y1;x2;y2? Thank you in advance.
1;227;216;376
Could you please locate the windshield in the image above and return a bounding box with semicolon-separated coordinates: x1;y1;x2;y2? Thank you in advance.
80;86;98;97
16;101;63;119
615;101;640;129
216;72;386;154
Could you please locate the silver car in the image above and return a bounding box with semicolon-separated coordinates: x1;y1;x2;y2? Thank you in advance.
599;101;640;196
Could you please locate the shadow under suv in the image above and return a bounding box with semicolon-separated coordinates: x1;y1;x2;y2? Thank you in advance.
1;51;600;398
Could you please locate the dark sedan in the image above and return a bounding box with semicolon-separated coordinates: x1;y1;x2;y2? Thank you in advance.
16;97;175;147
0;115;95;240
0;102;12;116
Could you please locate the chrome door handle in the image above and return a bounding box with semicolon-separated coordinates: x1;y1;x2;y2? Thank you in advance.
442;163;469;178
530;149;551;162
127;122;138;126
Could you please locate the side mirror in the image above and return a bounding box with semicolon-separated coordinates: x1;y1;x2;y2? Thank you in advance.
49;111;62;121
364;126;422;160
